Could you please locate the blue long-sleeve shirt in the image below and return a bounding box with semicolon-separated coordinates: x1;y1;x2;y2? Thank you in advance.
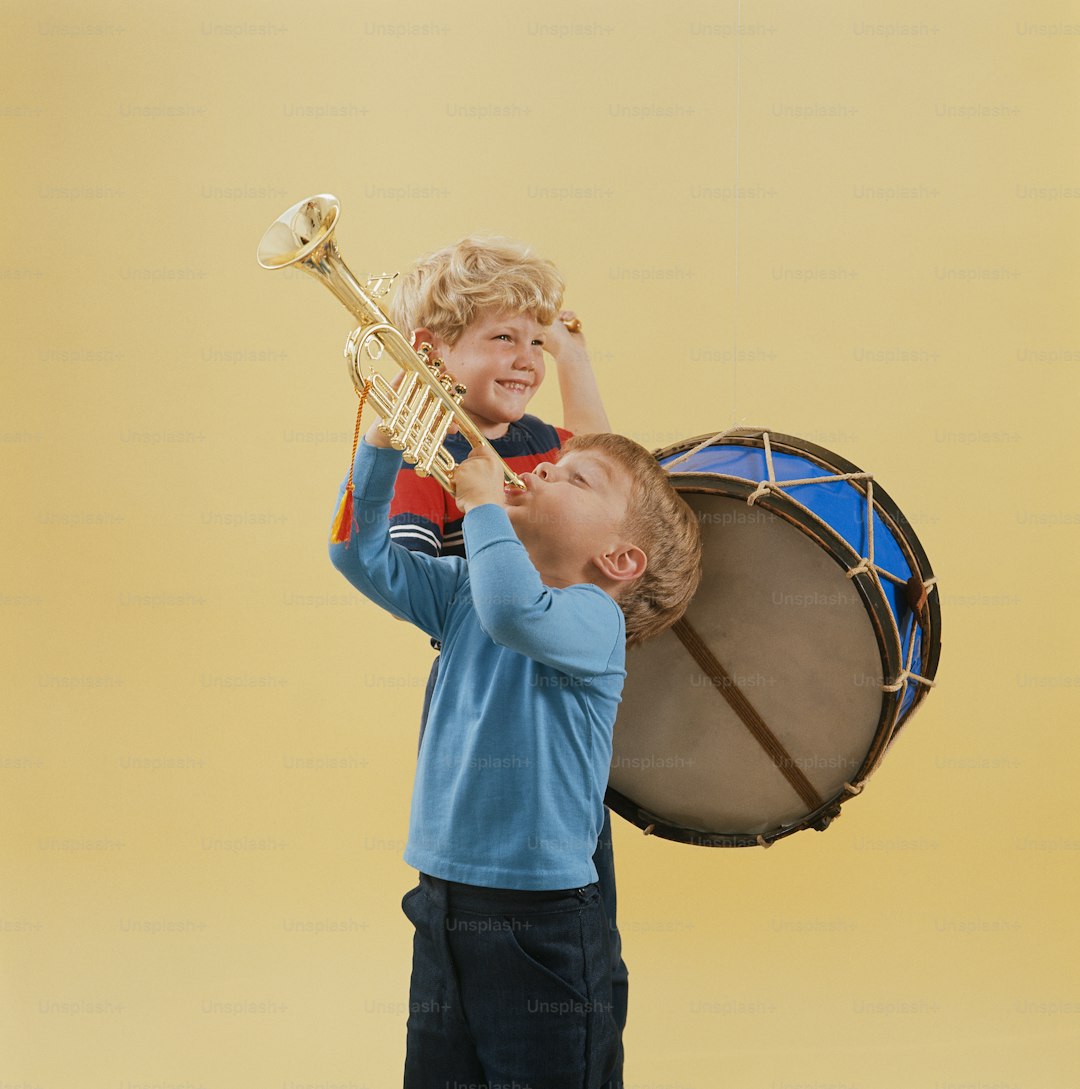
329;441;627;890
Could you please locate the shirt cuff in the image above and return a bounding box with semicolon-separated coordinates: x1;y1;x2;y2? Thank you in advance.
352;440;405;503
462;503;519;550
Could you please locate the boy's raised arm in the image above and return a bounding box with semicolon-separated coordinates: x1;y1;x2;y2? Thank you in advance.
328;437;463;641
545;311;611;436
464;508;624;679
453;448;624;680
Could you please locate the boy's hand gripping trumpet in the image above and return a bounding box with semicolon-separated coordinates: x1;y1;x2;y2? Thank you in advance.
257;194;525;495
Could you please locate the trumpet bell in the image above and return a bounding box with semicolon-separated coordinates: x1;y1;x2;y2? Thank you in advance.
257;193;526;495
257;194;340;271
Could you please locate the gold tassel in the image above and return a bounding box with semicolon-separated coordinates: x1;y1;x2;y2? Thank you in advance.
330;487;354;544
330;382;371;545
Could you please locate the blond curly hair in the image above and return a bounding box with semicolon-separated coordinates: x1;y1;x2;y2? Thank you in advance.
389;236;564;345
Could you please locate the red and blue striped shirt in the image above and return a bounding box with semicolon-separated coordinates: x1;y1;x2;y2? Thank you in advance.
388;414;572;558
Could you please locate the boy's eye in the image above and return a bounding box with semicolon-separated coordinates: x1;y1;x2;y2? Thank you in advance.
495;333;512;342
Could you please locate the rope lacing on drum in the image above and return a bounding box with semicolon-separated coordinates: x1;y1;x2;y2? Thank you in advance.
667;427;938;697
664;424;773;471
881;607;938;692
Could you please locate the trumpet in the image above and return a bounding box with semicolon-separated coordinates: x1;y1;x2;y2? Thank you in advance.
257;194;525;494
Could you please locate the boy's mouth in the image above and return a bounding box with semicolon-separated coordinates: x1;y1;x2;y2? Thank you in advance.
497;379;531;394
505;475;534;498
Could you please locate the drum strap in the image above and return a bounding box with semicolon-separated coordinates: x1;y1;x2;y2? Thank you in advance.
671;617;825;813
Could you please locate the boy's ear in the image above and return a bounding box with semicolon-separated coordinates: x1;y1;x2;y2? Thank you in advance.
593;545;647;585
411;327;443;354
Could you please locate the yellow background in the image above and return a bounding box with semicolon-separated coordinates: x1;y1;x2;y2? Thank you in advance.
3;1;1078;1086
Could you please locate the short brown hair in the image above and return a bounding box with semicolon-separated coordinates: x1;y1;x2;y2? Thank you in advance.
561;433;702;647
390;236;564;345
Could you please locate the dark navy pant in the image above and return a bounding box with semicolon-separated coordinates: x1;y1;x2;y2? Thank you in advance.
591;809;626;1089
417;653;628;1088
402;874;619;1088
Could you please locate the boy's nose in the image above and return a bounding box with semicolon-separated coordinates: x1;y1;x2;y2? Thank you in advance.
516;339;543;365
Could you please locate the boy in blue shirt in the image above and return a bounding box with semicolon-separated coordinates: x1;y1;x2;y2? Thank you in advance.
330;426;701;1088
385;233;637;1086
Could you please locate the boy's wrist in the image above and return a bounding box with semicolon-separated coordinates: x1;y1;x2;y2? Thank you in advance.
553;347;591;368
456;492;506;515
461;501;511;530
363;421;396;448
452;447;508;515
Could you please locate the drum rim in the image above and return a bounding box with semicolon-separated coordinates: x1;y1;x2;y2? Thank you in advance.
603;785;848;848
603;429;941;848
656;430;941;685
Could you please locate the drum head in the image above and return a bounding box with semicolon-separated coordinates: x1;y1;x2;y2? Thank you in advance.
609;491;890;845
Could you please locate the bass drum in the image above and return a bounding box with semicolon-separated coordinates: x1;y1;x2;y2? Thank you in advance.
606;428;941;847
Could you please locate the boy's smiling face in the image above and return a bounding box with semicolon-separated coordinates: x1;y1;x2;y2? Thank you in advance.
416;309;547;438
